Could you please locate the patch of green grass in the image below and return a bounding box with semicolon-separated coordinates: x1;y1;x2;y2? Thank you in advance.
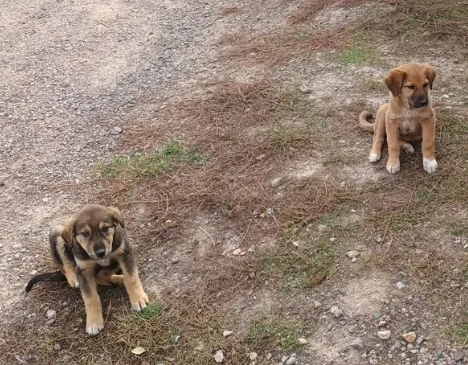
135;302;164;320
97;140;206;178
446;323;468;345
243;315;305;351
261;236;334;290
334;34;379;65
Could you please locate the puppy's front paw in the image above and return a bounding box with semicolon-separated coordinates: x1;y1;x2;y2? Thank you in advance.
369;153;381;163
68;278;79;288
131;291;149;312
86;321;104;336
386;162;400;174
423;158;437;173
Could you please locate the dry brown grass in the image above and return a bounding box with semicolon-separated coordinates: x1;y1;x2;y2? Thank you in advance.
287;0;370;24
219;4;244;16
220;28;350;66
358;0;468;51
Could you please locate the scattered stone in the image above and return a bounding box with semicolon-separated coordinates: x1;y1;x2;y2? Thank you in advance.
351;337;364;350
351;257;357;263
313;300;321;308
378;330;392;340
171;258;179;264
347;250;360;259
373;313;382;319
266;353;272;360
285;355;297;365
46;309;56;319
348;325;359;333
131;347;146;355
317;224;327;232
213;350;224;363
31;227;42;234
30;270;38;275
396;281;406;289
331;306;343;318
376;235;383;243
223;330;233;337
378;320;387;327
53;343;61;351
329;237;336;242
249;352;257;361
298;337;308;345
270;177;284;188
299;85;313;94
232;248;242;256
109;126;123;135
403;332;417;343
453;350;464;362
416;336;425;345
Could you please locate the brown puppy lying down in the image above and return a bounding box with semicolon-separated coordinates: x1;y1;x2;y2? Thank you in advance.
359;63;437;174
26;204;149;335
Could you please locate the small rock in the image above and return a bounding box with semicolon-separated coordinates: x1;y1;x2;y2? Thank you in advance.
317;224;327;232
285;356;297;365
396;281;406;289
213;350;224;363
331;306;343;318
109;126;123;135
270;177;284;188
351;337;364;350
171;258;179;264
347;250;360;259
378;320;387;327
232;248;242;256
249;352;257;361
30;270;38;275
313;300;321;308
372;313;382;319
31;227;42;234
266;353;272;360
416;336;425;345
403;332;417;343
46;310;56;319
348;325;359;333
351;257;357;263
453;351;464;362
378;330;392;340
298;337;308;345
299;85;313;93
53;343;61;351
223;330;233;337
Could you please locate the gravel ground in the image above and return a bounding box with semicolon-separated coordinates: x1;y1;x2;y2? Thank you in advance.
0;0;227;323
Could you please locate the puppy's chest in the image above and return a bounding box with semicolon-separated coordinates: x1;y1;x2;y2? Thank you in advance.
399;118;419;135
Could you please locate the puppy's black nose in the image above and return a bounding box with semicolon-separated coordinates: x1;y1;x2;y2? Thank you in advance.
419;99;428;107
95;249;106;258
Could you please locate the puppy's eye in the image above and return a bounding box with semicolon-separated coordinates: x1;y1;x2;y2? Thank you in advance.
406;85;415;90
81;231;90;239
423;83;429;88
102;226;111;234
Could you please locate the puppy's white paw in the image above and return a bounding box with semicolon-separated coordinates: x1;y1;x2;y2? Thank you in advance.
68;279;79;288
386;163;400;174
131;292;150;312
402;143;415;155
423;158;438;173
86;322;104;336
369;153;381;163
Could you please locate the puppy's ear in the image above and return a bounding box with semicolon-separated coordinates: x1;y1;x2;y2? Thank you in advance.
421;63;436;89
61;219;75;248
108;206;125;228
384;68;406;97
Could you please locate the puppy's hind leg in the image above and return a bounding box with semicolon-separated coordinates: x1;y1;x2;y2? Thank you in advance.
399;141;415;155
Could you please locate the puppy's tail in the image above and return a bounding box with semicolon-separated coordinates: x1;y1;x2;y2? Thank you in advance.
26;271;66;293
358;111;375;132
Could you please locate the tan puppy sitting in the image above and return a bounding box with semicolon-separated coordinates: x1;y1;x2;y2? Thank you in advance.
359;63;437;174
